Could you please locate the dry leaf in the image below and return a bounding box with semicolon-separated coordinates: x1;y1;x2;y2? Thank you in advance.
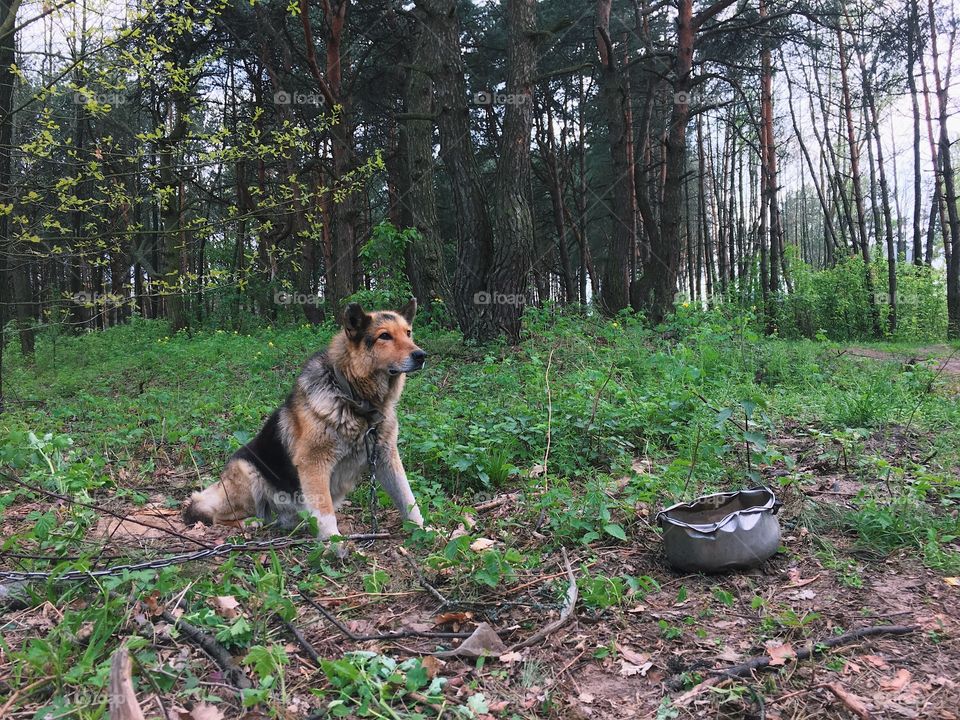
420;655;443;678
470;538;496;552
881;669;912;693
499;651;524;663
944;577;959;587
190;703;224;720
529;464;546;478
435;623;507;658
717;647;741;663
862;654;890;670
434;611;473;626
619;659;653;677
616;644;650;667
843;660;863;675
212;596;240;619
578;692;595;704
765;642;796;666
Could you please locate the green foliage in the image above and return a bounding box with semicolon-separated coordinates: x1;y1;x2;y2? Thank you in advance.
775;257;948;341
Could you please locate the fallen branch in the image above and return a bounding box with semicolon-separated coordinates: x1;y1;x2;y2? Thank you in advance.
473;492;520;513
397;546;450;607
824;682;872;720
508;548;576;651
109;643;146;720
278;614;321;666
298;589;473;643
161;610;251;689
668;624;918;692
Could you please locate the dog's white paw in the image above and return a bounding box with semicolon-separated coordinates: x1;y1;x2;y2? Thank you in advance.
312;511;341;540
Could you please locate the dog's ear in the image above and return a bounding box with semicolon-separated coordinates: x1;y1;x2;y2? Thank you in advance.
343;303;371;341
398;297;418;324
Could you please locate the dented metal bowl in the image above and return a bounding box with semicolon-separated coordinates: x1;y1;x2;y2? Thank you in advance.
656;487;781;573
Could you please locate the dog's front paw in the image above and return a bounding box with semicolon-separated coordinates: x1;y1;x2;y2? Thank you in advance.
312;511;341;540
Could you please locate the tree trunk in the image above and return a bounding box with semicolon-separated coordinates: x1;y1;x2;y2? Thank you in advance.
837;25;880;336
415;0;494;339
399;11;449;307
594;0;633;315
488;0;536;341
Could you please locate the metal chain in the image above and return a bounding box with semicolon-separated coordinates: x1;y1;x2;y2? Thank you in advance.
363;424;381;539
0;537;314;583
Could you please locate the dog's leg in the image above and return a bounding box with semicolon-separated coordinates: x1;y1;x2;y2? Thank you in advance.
376;446;424;527
297;459;343;540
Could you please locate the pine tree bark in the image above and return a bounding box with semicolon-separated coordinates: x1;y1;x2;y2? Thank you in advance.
488;0;536;341
398;11;448;308
595;0;633;315
415;0;494;339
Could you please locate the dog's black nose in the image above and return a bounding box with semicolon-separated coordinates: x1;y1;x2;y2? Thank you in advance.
411;349;426;362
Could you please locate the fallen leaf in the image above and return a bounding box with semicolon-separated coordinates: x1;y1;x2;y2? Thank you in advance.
420;656;443;678
470;538;496;552
190;703;224;720
881;669;912;693
717;647;741;663
212;596;240;619
944;577;959;587
616;643;650;667
435;623;507;658
862;654;890;670
499;651;524;663
843;660;862;675
434;611;473;626
529;464;546;478
619;660;643;677
765;642;796;666
578;692;595;704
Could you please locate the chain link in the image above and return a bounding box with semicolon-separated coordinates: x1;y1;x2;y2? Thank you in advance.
0;537;314;583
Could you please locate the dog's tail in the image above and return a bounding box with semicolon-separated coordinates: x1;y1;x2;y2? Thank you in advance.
182;459;258;526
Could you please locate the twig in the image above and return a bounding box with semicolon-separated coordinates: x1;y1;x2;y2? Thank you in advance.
508;548;576;651
587;360;617;430
0;677;51;717
109;643;146;720
541;346;555;484
668;624;918;690
824;682;871;719
279;614;321;666
298;590;473;643
161;610;251;689
473;492;520;513
398;547;450;607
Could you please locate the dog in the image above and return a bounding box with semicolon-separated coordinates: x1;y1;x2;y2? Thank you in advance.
183;299;426;543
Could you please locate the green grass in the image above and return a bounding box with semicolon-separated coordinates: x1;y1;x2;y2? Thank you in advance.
2;306;959;716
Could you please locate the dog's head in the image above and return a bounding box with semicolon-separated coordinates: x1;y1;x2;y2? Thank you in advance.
342;299;426;375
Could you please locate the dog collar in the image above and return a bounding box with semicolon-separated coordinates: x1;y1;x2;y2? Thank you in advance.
332;365;384;426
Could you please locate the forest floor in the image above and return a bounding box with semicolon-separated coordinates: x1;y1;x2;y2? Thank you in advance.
1;314;959;719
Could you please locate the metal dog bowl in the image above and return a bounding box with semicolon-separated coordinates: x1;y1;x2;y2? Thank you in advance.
656;487;781;572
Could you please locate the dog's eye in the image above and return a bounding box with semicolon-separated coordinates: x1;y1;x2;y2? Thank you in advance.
406;330;412;337
378;332;393;341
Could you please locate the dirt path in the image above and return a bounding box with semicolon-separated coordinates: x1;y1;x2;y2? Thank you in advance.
845;345;960;377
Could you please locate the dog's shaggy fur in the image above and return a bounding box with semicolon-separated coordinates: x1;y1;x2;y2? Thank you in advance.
183;300;426;540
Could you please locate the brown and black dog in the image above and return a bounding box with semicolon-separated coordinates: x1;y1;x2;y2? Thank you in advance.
183;300;426;543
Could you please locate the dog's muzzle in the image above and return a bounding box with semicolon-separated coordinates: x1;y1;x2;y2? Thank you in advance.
390;350;426;375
